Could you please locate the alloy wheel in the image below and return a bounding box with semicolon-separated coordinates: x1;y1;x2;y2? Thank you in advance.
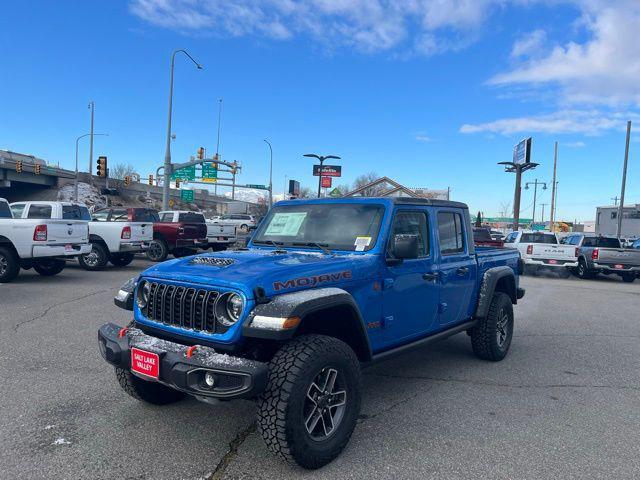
0;254;7;277
304;367;347;441
496;308;510;348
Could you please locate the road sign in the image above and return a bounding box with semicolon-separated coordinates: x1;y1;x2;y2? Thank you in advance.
246;184;267;189
169;199;175;208
180;189;194;202
172;165;196;181
313;165;342;177
321;176;332;188
513;137;532;165
329;187;341;197
201;162;218;183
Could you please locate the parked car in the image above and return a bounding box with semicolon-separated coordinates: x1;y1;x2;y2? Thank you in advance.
147;210;208;262
205;219;237;251
99;197;524;469
473;227;504;247
0;198;91;282
212;213;256;232
504;230;577;276
632;238;640;249
563;233;640;282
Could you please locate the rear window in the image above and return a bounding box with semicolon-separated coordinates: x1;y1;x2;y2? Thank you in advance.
0;201;12;218
63;205;92;220
583;236;621;248
132;208;160;222
473;228;492;242
520;233;557;244
111;209;129;222
27;205;53;219
178;212;205;223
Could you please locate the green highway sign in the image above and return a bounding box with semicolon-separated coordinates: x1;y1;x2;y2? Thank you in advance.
329;188;342;197
201;162;218;183
171;165;196;181
246;184;267;189
180;189;194;202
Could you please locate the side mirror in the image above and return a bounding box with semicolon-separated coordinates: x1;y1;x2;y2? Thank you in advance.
391;234;419;261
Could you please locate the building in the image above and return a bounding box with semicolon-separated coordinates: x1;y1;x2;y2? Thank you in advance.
595;204;640;238
343;176;449;199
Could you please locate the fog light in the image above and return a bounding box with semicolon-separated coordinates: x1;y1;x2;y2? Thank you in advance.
204;372;216;387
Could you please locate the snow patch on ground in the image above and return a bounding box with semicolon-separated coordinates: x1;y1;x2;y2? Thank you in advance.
52;438;71;445
44;425;55;430
57;182;106;208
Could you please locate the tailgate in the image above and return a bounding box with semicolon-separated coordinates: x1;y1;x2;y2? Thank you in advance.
127;222;153;242
45;220;88;244
597;248;640;266
207;223;236;237
181;222;208;239
531;244;576;261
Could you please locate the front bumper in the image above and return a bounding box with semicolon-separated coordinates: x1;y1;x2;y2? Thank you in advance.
32;243;92;258
98;323;268;400
119;241;149;253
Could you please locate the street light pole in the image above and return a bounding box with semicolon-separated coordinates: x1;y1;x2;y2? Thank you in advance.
525;179;547;225
303;153;341;198
162;49;203;210
498;160;538;231
75;133;108;202
616;121;632;238
88;101;95;186
284;174;288;200
264;139;273;208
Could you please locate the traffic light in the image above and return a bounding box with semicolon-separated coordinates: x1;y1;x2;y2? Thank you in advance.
16;161;22;173
96;156;108;177
197;147;205;160
148;174;154;186
175;178;181;188
124;176;131;186
34;164;41;175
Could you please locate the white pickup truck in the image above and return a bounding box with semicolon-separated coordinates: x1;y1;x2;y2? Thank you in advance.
206;219;237;251
11;202;153;270
0;198;91;282
504;230;578;277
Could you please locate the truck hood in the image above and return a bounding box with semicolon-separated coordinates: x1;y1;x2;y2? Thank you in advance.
140;249;380;298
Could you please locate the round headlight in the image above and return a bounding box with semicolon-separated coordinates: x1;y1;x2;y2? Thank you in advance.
215;293;244;327
137;281;150;309
226;294;244;321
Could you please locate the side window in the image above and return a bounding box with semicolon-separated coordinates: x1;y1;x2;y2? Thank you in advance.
26;204;52;219
389;211;429;257
437;212;465;255
92;210;110;222
504;232;516;244
160;213;174;222
10;204;26;218
111;209;128;222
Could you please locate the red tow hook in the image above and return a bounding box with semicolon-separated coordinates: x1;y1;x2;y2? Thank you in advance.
118;327;128;338
186;345;198;358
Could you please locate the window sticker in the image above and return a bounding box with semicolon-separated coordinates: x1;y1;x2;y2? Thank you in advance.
354;236;372;251
264;212;307;236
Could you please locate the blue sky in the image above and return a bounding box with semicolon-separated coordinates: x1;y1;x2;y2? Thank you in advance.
2;0;639;222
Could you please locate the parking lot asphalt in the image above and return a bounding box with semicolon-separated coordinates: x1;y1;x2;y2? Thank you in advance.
1;260;639;480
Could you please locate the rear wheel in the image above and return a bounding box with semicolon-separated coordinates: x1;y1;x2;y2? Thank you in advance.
78;242;109;271
0;246;20;283
146;239;168;262
470;292;513;362
621;273;635;283
33;258;66;276
257;335;361;469
576;259;594;279
115;368;185;405
558;267;572;278
109;252;135;267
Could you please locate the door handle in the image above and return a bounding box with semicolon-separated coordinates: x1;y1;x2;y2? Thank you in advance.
456;267;469;276
422;272;439;281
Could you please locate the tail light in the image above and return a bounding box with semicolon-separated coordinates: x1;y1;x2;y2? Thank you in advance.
526;244;533;255
33;224;47;241
575;247;579;257
121;226;132;239
592;248;599;260
178;227;185;235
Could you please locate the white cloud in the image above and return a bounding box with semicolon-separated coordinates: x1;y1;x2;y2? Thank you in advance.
510;29;546;58
415;133;432;142
490;1;640;106
460;110;639;135
564;141;586;148
129;0;504;55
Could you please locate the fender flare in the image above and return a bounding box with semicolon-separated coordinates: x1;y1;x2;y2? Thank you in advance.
243;287;372;361
475;266;516;319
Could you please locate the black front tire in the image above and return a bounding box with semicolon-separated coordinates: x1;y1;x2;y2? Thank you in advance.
470;292;514;362
78;243;109;271
115;368;186;405
576;259;595;279
146;239;168;262
621;273;635;283
109;252;135;267
32;259;66;276
0;246;20;283
257;335;361;470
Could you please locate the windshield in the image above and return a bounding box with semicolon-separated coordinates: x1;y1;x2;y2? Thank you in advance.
521;233;557;244
0;201;11;218
252;203;385;252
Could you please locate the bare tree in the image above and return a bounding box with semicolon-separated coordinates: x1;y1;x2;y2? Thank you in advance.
110;163;136;180
298;186;313;199
351;172;388;196
499;201;512;218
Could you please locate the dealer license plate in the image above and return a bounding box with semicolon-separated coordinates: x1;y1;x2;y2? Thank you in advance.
65;244;73;253
614;264;624;269
548;259;557;264
131;348;159;379
218;236;226;241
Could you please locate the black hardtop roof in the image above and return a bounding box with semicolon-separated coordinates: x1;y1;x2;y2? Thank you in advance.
391;197;468;209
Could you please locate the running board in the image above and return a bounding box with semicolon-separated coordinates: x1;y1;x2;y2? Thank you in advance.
369;320;477;364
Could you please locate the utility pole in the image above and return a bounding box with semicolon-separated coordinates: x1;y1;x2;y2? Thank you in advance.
524;179;547;225
611;196;619;206
616;121;632;238
88;101;94;186
264;139;273;208
540;203;548;226
284;175;288;201
549;142;558;232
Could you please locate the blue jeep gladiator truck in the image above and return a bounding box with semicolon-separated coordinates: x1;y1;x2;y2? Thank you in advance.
98;197;524;469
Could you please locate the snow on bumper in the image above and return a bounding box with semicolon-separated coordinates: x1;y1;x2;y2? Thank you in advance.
97;323;268;399
522;257;578;268
32;243;92;258
119;241;149;253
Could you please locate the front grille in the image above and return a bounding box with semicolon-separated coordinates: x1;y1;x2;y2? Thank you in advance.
144;282;219;334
